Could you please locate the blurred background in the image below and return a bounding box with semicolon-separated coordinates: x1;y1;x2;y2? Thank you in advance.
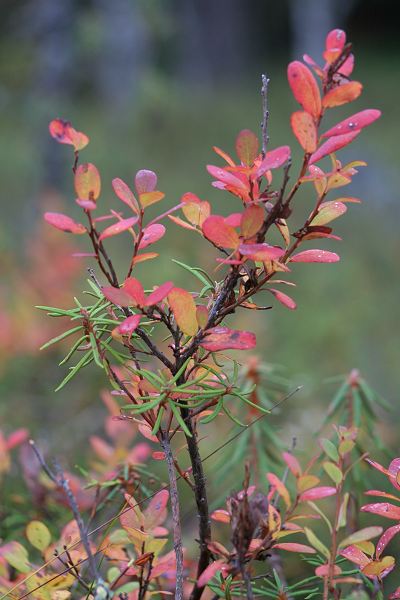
0;0;399;462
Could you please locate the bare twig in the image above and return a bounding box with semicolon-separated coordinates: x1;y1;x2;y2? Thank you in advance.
261;74;270;157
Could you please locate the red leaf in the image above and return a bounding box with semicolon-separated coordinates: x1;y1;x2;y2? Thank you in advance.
269;288;297;310
135;169;157;194
361;502;400;520
235;129;259;166
138;224;166;249
44;212;86;234
115;314;142;336
290;111;318;153
299;486;337;502
75;163;101;201
112;178;139;213
274;542;316;554
99;216;139;241
340;545;369;567
240;205;264;238
145;282;174;306
290;250;340;263
388;458;400;490
211;509;231;523
102;286;133;307
322;109;381;138
202;215;240;249
168;288;198;336
239;243;285;261
256;146;291;178
376;525;400;559
49;119;89;151
287;61;321;119
225;213;242;228
322;82;363;108
124;278;146;306
309;131;360;164
206;165;248;190
200;327;256;352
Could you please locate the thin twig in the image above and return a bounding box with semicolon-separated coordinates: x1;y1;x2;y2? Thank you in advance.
261;74;270;157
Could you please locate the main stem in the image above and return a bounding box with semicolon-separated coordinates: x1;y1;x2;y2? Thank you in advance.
160;432;184;600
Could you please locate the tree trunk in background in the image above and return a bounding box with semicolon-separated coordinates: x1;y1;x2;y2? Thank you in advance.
95;0;151;110
288;0;358;59
177;0;249;84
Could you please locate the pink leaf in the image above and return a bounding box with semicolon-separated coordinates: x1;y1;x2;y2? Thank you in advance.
235;129;259;166
99;216;139;241
324;29;346;63
274;542;316;554
112;178;139;213
309;131;360;164
361;503;400;520
322;109;381;138
239;243;285;261
44;212;86;234
282;451;302;476
145;281;174;306
145;490;169;530
197;560;226;588
206;165;248;190
115;314;142;335
388;458;400;490
102;286;133;307
290;250;340;263
287;61;321;119
269;288;297;310
6;429;29;450
200;327;256;352
299;486;337;502
124;278;146;306
340;545;370;568
376;524;400;559
256;146;291;178
202;215;240;249
138;224;166;249
135;169;157;194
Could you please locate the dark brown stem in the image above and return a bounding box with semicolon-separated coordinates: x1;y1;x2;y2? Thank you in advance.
160;431;184;600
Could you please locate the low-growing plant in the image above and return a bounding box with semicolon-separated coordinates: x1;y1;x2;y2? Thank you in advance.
2;27;399;600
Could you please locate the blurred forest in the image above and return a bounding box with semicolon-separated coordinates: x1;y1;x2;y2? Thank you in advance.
0;0;399;462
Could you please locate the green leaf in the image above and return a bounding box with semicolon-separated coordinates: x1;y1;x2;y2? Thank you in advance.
323;461;343;485
55;350;93;391
26;520;51;552
304;527;330;559
172;259;213;287
168;401;192;437
3;541;31;573
40;326;82;350
320;438;339;463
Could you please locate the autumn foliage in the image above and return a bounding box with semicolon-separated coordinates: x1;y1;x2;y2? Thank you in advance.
3;28;400;600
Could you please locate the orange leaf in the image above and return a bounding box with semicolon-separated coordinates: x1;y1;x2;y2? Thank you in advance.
240;205;264;238
139;191;165;209
200;327;256;352
290;111;317;153
287;61;321;119
202;215;240;249
49;119;89;151
322;82;363;108
235;129;259;166
168;288;198;336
